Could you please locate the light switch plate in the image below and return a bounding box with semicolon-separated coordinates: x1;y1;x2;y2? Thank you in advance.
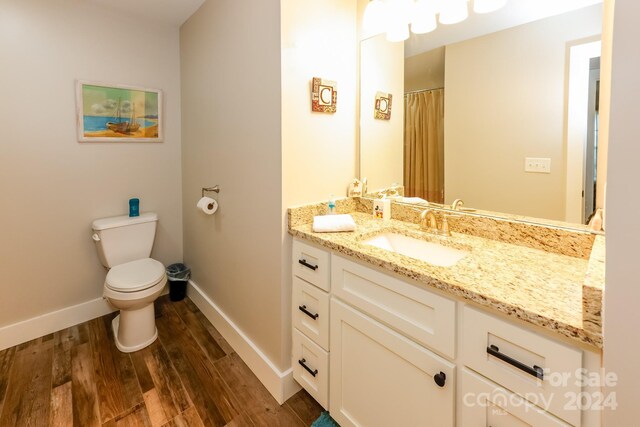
524;157;551;173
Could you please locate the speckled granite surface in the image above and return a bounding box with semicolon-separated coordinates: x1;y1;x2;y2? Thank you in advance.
356;198;596;259
583;235;605;337
288;206;604;349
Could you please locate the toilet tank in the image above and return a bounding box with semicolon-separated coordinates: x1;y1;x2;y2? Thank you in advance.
92;212;158;268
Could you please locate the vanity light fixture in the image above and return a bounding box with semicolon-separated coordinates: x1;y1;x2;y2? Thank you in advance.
438;0;469;25
363;0;387;35
411;0;438;34
385;0;414;41
363;0;508;42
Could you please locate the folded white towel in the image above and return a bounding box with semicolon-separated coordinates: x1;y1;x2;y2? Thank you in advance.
313;214;356;233
401;197;429;205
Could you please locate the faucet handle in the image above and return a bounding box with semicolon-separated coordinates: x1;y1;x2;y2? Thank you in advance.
440;213;463;236
440;216;451;237
451;199;464;210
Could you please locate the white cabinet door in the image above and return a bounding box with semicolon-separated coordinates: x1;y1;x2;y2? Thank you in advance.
458;368;572;427
461;306;582;426
330;298;455;427
292;328;329;409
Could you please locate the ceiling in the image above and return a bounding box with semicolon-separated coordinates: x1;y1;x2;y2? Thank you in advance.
90;0;205;27
405;0;603;57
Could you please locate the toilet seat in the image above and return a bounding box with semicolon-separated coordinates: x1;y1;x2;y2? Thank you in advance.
106;258;166;292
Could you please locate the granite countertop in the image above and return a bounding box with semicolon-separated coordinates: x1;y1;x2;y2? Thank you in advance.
289;211;603;349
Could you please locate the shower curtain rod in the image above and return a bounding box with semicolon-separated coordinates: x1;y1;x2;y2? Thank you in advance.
404;87;444;95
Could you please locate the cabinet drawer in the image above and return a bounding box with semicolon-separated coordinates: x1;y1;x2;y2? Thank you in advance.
292;328;329;409
330;298;455;427
292;276;330;350
461;306;582;426
331;254;456;358
459;368;571;427
292;239;331;292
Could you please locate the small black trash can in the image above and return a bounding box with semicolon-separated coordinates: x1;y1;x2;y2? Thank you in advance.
166;263;191;301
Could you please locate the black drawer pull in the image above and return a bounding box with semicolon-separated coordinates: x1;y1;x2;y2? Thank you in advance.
298;259;318;271
298;358;318;377
487;345;544;380
298;305;319;320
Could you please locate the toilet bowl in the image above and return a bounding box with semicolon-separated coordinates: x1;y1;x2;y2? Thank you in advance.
104;258;167;352
92;212;166;353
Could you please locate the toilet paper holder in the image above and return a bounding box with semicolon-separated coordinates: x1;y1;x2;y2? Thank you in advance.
202;185;220;198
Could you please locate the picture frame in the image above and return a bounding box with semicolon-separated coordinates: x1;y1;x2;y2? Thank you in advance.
374;91;392;120
311;77;337;114
76;80;163;142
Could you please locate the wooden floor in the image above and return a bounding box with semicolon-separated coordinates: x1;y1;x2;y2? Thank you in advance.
0;296;323;426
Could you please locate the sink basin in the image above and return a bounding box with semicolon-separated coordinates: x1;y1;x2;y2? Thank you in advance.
363;233;469;267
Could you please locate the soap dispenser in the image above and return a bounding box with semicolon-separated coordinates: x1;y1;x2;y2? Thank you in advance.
328;195;336;215
373;197;391;220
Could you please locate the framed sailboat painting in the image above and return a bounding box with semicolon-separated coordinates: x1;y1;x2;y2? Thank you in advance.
76;80;163;142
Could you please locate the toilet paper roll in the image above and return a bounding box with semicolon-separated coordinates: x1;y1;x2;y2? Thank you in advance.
196;196;218;215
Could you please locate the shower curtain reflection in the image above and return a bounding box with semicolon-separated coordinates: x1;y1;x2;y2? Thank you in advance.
404;88;445;203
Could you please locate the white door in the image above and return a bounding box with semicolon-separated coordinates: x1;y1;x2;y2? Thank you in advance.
329;298;455;427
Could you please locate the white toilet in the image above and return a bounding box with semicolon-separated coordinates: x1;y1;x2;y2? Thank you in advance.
91;212;167;353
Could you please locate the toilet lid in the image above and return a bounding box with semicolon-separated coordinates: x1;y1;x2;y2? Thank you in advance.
106;258;166;292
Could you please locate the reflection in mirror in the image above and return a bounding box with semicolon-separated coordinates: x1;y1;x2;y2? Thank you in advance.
359;1;604;226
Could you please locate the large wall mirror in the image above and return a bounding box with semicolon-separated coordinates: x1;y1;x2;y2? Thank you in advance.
359;0;605;226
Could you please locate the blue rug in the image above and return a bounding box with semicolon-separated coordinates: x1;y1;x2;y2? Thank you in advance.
311;411;340;427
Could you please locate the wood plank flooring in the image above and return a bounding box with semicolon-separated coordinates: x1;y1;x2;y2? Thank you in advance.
0;296;323;426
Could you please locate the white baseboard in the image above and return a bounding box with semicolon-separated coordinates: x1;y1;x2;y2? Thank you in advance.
0;297;116;351
187;280;300;404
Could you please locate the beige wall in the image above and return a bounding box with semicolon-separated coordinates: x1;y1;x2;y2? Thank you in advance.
404;47;445;93
281;0;358;368
281;0;358;206
360;34;404;192
180;0;285;368
181;0;357;371
603;0;640;423
444;6;602;220
0;0;182;327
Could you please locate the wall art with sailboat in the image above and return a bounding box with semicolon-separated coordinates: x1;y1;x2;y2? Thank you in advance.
76;80;163;142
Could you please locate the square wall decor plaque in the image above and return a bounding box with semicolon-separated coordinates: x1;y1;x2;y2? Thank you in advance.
311;77;337;114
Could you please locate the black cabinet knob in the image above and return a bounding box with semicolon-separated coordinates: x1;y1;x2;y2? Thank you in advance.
434;371;446;387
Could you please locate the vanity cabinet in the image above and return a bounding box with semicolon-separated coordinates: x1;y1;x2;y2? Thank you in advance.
331;254;456;359
461;306;583;426
458;368;571;427
330;298;455;427
291;239;331;409
290;237;599;426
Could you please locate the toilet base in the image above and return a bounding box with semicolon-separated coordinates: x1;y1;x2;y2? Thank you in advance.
112;312;158;353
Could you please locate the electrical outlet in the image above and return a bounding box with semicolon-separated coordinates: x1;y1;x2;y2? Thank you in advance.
524;157;551;173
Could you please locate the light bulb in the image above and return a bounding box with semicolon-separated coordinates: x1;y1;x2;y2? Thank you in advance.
385;0;412;42
386;21;410;42
363;0;387;35
439;0;468;25
473;0;507;14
